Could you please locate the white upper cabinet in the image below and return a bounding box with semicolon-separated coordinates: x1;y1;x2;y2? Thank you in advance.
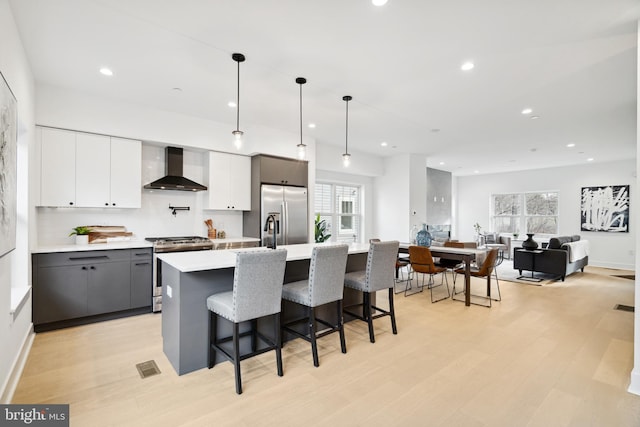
205;152;251;210
38;127;142;208
40;127;77;207
109;137;142;208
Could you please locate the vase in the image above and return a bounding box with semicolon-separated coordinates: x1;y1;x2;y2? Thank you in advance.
75;235;89;245
416;224;432;247
521;233;538;250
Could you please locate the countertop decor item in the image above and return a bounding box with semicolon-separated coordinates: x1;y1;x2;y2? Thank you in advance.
521;233;539;250
416;223;432;247
69;226;91;245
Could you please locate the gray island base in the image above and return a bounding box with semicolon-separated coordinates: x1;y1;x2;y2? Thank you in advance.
159;243;372;375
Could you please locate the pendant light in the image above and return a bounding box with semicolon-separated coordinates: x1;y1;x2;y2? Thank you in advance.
296;77;307;160
342;95;352;167
231;53;245;150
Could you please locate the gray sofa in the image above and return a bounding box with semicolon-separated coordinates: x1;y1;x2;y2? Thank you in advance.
513;235;588;281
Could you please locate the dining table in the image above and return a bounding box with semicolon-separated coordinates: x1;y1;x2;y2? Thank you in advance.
399;243;487;306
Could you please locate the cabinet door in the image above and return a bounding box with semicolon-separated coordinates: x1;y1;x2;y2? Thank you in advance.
110;137;142;208
40;128;77;207
87;261;131;315
130;250;152;308
206;152;231;209
76;133;111;207
33;265;88;324
228;154;251;210
259;156;307;187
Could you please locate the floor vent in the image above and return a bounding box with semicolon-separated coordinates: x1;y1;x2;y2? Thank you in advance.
614;304;635;313
136;360;161;379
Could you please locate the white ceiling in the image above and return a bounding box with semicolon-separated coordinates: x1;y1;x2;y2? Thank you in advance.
9;0;640;175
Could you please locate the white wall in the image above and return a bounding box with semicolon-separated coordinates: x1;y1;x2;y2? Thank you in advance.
315;142;384;177
0;0;35;402
374;154;411;241
33;85;317;244
456;159;636;269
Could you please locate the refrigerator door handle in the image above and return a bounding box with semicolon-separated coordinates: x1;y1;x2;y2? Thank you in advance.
282;201;289;245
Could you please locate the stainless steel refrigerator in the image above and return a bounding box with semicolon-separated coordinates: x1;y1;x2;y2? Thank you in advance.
261;184;308;247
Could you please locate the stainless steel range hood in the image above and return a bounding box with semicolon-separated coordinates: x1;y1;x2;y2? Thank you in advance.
144;147;207;192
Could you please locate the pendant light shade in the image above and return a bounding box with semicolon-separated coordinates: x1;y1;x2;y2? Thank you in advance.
232;53;245;150
296;77;307;160
342;95;352;167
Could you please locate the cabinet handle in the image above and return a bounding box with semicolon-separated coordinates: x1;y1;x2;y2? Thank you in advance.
69;255;109;260
81;266;87;270
135;262;150;266
90;266;96;270
105;202;109;206
134;252;150;256
69;202;74;205
112;203;116;206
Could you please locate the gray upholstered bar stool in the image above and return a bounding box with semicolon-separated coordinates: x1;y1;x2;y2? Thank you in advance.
281;244;349;367
343;240;399;343
207;248;287;394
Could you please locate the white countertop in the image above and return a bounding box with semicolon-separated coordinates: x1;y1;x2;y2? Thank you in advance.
209;237;260;244
32;241;153;254
157;242;371;273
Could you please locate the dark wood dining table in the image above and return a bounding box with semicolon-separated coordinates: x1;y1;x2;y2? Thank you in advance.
399;243;487;306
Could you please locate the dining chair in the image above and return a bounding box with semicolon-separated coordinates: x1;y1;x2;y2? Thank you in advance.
453;248;501;307
408;245;450;303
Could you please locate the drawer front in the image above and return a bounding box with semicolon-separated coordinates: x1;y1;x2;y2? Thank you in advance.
130;248;152;260
36;249;132;267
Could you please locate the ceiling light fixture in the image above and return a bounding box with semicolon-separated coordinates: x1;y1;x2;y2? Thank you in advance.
296;77;307;160
342;95;352;167
567;143;575;148
99;67;113;76
372;0;388;6
521;108;532;115
530;115;540;120
308;123;316;129
231;53;245;150
381;142;388;147
461;61;474;71
228;101;236;108
587;158;594;162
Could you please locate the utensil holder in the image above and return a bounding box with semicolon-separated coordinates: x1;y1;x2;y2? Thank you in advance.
208;229;217;239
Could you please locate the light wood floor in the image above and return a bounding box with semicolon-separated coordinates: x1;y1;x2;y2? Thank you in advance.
12;266;640;426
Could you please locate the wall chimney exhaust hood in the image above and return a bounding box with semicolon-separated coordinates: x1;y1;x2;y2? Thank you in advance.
143;147;207;192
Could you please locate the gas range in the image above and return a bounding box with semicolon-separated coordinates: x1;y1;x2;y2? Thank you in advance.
146;236;214;312
145;236;214;253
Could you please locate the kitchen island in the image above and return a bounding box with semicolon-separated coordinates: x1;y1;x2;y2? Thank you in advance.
158;243;370;375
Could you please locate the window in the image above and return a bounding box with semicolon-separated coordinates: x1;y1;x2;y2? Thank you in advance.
315;183;361;243
491;191;558;235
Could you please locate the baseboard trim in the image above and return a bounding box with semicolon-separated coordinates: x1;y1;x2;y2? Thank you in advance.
0;324;34;404
628;369;640;396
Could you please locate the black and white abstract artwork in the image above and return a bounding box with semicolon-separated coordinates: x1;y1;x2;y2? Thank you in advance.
581;185;629;232
0;71;17;257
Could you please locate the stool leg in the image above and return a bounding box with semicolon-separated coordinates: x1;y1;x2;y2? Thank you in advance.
208;311;217;369
233;322;242;394
388;287;398;335
309;307;319;367
274;313;283;377
366;292;375;343
338;300;347;354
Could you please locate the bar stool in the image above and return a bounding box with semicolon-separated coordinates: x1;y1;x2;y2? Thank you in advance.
281;244;349;367
207;249;287;394
343;240;399;343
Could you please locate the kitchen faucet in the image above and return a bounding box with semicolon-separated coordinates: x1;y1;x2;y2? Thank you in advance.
263;213;279;249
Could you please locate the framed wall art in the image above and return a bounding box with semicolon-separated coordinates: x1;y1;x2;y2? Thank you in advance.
0;70;17;257
581;185;629;232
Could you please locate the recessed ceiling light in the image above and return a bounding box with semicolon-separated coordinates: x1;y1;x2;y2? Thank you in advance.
99;67;113;76
587;158;594;162
567;143;575;148
531;115;540;120
308;123;316;129
381;142;388;147
461;61;474;71
228;101;236;108
439;162;445;165
372;0;388;5
474;170;479;174
521;108;532;115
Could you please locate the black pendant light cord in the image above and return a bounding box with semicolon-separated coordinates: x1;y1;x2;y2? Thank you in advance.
299;83;303;145
343;95;352;154
236;59;240;131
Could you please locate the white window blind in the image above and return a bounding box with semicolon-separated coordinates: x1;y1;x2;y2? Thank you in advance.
314;182;361;243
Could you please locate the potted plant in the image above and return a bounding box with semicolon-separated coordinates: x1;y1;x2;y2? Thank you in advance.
512;231;520;239
69;226;92;245
314;215;331;243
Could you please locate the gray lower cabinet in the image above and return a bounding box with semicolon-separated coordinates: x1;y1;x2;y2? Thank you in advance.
33;248;152;330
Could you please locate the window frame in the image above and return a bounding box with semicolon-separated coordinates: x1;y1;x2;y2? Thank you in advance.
491;190;559;236
315;181;362;243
